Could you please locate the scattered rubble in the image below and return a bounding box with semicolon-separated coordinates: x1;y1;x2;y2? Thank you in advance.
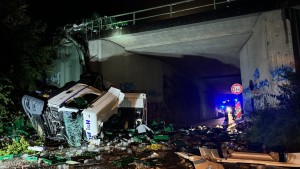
1;120;299;168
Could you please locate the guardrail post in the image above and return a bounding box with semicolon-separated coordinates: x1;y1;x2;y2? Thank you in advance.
100;18;103;29
91;21;93;38
99;18;102;37
213;0;216;10
170;4;173;18
85;19;88;40
133;12;136;25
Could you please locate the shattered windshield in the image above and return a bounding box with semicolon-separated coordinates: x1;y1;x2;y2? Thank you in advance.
66;93;99;109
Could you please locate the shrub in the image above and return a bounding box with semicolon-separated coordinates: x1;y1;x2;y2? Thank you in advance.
245;69;300;152
0;77;14;133
0;136;34;156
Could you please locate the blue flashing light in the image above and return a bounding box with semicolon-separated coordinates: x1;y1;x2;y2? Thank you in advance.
215;93;243;110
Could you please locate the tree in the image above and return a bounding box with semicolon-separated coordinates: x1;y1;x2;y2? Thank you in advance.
245;67;300;152
0;0;62;133
0;77;13;133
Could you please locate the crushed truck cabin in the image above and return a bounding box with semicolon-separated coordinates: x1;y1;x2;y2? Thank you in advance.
21;81;146;146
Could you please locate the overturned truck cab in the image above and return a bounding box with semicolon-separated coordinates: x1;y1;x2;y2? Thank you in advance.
21;82;146;146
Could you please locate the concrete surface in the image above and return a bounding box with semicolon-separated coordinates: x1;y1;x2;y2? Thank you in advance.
196;117;225;127
104;13;260;69
240;10;295;113
97;13;260;94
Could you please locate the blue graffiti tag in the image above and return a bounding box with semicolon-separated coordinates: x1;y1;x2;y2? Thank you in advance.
243;87;251;94
270;65;293;82
253;68;260;82
243;79;269;95
258;79;269;89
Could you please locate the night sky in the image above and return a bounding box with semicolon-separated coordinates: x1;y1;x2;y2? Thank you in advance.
26;0;177;28
25;0;279;30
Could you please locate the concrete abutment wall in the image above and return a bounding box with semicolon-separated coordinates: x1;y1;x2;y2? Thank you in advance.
88;39;215;125
240;9;295;113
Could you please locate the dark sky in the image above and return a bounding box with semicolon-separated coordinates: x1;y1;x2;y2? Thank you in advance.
26;0;176;28
25;0;299;29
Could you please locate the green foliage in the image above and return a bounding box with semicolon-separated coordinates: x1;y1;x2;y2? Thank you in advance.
32;136;45;146
0;136;34;156
245;69;300;152
0;0;63;90
70;12;128;34
101;16;128;29
0;77;14;133
0;0;64;133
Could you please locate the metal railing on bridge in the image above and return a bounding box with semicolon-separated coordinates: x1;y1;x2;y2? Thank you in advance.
66;0;235;38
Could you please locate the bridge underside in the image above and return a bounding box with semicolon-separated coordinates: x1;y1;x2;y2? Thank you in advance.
105;14;260;67
85;6;297;123
103;13;260;93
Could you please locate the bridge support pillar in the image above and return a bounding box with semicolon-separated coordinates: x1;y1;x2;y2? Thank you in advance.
240;9;295;113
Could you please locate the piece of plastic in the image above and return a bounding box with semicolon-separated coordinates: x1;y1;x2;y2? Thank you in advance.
25;156;38;162
0;155;13;161
42;158;53;165
146;144;163;151
28;146;45;151
164;124;174;132
153;135;169;141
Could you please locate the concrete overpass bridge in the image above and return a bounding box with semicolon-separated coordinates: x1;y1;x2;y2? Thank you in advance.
63;0;300;125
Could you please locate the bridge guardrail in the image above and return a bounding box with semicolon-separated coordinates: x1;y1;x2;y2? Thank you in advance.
66;0;235;37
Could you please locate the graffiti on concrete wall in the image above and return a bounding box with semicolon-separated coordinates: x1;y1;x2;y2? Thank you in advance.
253;68;260;81
243;64;294;111
243;90;254;113
244;68;271;109
245;70;270;109
270;65;294;83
